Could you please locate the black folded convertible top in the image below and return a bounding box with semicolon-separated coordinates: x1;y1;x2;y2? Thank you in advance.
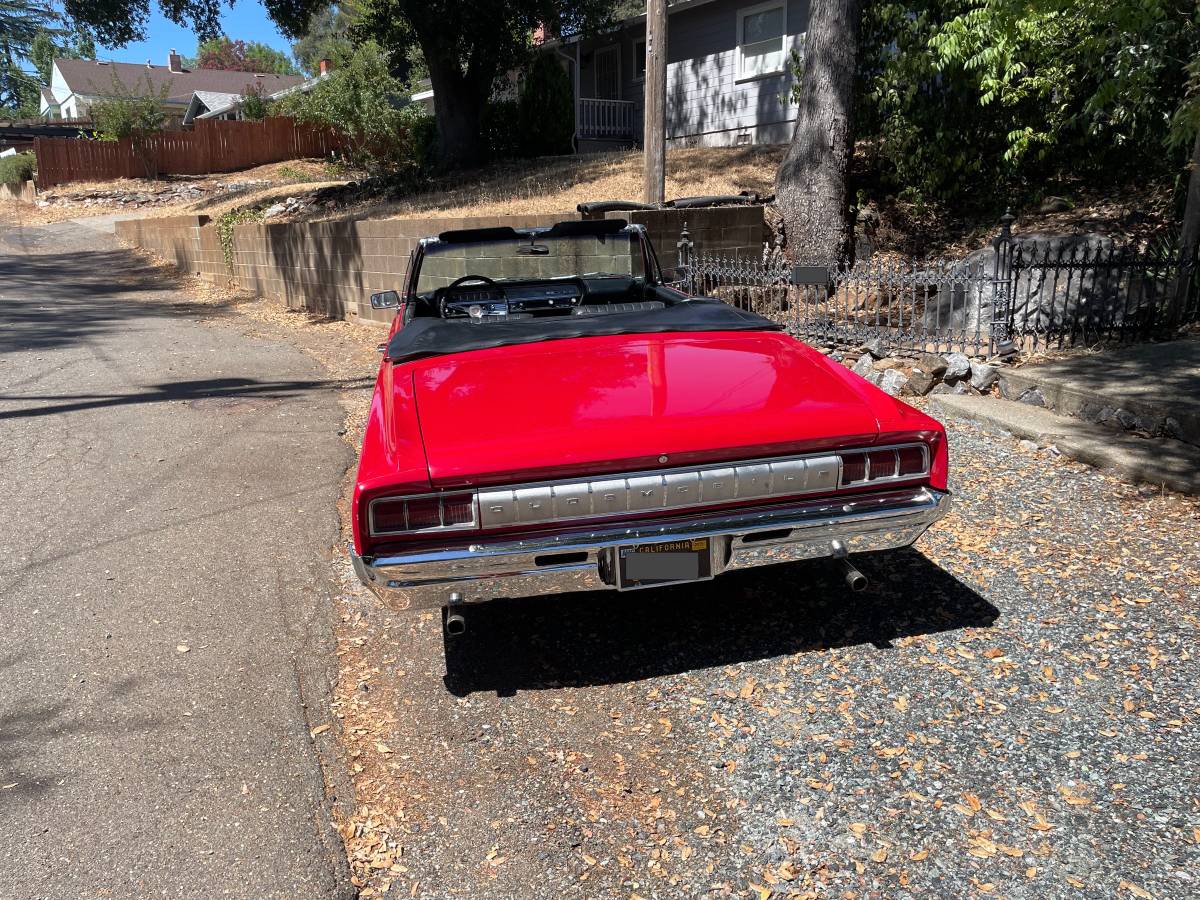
385;299;783;364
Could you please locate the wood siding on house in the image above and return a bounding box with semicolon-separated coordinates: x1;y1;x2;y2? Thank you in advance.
576;0;807;147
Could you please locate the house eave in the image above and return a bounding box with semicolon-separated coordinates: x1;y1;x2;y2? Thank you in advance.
541;0;722;49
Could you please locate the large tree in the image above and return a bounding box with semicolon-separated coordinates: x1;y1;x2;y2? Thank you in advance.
0;0;63;113
190;36;298;74
267;0;611;168
775;0;862;265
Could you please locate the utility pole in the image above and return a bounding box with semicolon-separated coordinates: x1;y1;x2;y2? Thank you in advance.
643;0;667;205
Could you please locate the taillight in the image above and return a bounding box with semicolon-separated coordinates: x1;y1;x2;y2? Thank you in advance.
368;491;479;536
838;444;929;487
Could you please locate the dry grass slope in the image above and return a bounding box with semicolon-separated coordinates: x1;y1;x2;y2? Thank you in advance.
318;147;786;223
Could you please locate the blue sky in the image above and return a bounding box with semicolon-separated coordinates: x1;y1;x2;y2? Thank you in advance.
99;2;295;65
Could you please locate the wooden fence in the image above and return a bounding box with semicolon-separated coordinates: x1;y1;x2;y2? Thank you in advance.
33;116;344;188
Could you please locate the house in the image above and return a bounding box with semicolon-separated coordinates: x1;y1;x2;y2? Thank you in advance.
40;51;306;121
412;1;804;152
558;0;806;151
186;60;334;124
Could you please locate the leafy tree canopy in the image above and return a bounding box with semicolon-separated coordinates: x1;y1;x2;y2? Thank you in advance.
190;36;298;74
855;0;1200;204
291;1;356;76
0;0;64;113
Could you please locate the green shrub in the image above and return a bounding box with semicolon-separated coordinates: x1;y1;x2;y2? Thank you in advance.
482;100;521;161
518;54;574;157
0;152;35;185
397;104;438;171
276;41;411;170
241;86;269;121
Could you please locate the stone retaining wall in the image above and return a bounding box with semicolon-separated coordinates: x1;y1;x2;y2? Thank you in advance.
115;206;766;325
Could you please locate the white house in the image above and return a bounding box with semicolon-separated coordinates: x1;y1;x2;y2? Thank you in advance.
40;51;306;121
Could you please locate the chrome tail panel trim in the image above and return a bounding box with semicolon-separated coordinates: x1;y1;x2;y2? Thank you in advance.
351;487;950;611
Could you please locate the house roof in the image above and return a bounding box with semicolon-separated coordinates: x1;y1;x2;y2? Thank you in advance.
39;86;57;105
195;71;330;120
53;59;306;105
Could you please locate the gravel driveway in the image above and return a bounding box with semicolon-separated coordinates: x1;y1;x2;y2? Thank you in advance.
330;417;1199;899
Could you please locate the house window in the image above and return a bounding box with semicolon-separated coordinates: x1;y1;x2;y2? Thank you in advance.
738;1;787;79
633;38;646;81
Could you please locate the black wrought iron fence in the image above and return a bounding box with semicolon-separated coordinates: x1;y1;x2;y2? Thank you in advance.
677;212;1200;357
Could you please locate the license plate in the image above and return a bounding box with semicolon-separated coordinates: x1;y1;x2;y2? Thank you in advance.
616;538;713;590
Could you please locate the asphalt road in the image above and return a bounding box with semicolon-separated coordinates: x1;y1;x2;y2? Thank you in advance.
0;219;354;898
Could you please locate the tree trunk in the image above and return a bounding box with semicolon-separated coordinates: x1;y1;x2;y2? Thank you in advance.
422;47;488;170
1170;127;1200;327
774;0;861;265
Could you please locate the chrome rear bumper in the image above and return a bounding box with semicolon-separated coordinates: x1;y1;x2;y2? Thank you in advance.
350;486;949;611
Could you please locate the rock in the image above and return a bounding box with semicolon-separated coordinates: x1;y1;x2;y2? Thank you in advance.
905;368;937;396
1164;417;1184;439
969;361;999;392
929;382;954;395
863;337;887;359
36;200;50;208
827;351;844;363
1113;408;1138;431
1038;195;1072;213
923;232;1163;336
1017;439;1040;452
872;357;902;371
916;353;948;378
866;371;885;387
1017;387;1046;407
942;352;971;382
262;202;287;218
851;354;875;378
879;369;909;397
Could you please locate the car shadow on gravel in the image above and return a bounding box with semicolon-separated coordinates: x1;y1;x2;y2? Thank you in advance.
442;548;998;696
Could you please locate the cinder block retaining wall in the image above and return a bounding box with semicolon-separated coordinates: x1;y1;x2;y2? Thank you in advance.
115;206;766;325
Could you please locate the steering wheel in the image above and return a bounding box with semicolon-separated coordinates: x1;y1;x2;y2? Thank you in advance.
440;274;507;319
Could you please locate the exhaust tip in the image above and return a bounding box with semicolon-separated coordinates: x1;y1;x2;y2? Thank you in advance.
445;612;466;636
839;558;869;592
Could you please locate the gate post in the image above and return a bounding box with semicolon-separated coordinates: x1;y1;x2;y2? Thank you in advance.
676;221;693;292
989;209;1017;356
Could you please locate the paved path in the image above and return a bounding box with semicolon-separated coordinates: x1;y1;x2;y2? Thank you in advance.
0;218;354;898
999;338;1200;446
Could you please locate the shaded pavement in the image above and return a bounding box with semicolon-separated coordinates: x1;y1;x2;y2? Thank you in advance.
0;218;354;898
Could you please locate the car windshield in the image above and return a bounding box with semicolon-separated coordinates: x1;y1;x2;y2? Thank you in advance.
415;231;647;295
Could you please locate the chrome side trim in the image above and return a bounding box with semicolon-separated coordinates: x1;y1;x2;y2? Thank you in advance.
351;486;950;611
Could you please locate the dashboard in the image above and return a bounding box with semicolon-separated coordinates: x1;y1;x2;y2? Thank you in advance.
437;280;586;318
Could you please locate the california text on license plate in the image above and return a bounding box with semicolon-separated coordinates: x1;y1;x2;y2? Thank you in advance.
616;538;713;590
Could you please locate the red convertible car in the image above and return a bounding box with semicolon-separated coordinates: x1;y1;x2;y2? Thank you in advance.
350;219;949;637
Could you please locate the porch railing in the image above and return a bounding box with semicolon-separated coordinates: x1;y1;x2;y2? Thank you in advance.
578;98;636;141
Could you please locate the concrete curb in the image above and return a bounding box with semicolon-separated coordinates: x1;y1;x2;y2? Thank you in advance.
930;394;1200;495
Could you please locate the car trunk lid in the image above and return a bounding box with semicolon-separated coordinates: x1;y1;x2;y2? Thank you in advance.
406;331;881;486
